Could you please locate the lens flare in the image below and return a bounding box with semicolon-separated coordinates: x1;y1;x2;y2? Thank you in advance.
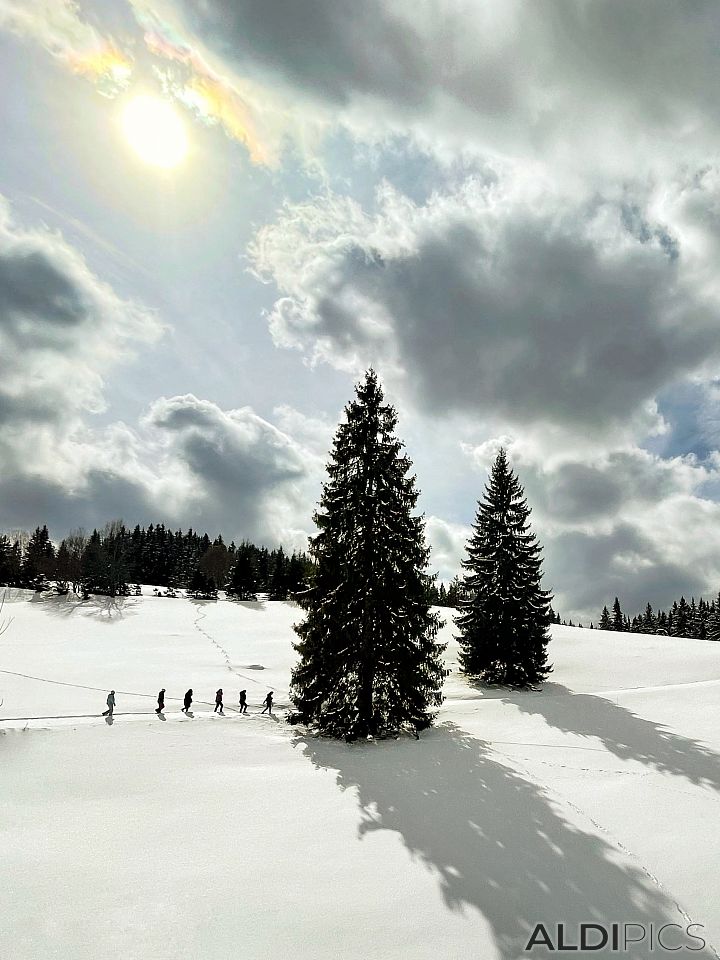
122;95;188;169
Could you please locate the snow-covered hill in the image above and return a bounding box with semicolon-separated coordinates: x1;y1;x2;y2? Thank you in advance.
2;590;720;959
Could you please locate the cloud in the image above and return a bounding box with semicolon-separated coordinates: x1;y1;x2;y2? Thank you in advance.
0;197;162;473
127;0;720;181
127;0;325;167
0;0;132;95
425;516;470;585
142;394;318;544
0;393;321;549
249;178;720;437
0;200;319;547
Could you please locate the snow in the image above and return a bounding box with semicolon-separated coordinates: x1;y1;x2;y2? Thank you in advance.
2;592;720;958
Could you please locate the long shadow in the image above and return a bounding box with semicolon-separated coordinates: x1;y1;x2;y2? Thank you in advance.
297;724;712;960
227;598;267;613
503;684;720;792
33;592;137;623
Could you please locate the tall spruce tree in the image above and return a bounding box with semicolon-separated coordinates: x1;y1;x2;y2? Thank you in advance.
290;369;445;739
599;606;611;630
611;597;624;632
707;593;720;642
226;543;258;600
456;448;552;687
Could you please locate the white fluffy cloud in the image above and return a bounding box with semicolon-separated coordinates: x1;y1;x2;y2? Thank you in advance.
0;202;320;547
249;177;720;437
0;198;162;479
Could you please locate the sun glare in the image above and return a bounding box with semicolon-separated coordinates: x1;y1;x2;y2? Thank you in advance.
122;95;188;169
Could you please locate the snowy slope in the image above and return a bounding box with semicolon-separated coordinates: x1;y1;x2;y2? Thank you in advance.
2;590;720;959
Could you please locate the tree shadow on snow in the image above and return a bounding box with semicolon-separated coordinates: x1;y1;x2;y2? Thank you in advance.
503;684;720;792
295;723;708;960
34;592;137;623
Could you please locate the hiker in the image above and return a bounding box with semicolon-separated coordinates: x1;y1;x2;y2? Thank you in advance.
102;690;115;717
214;688;224;714
238;689;248;714
182;688;193;713
260;691;273;715
155;688;165;714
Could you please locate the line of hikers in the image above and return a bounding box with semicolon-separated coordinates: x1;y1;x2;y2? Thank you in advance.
102;688;274;717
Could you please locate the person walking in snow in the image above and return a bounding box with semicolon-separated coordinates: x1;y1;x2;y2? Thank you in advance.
102;690;115;717
260;691;273;715
214;688;224;714
156;688;165;714
238;689;248;714
182;688;193;713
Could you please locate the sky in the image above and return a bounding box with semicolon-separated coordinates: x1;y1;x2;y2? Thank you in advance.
1;0;720;623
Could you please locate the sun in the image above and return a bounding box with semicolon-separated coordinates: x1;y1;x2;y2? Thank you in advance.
122;95;188;169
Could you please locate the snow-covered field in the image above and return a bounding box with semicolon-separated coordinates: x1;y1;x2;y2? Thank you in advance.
2;589;720;959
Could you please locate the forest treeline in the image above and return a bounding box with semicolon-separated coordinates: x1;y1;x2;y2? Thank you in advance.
0;521;459;607
598;594;720;641
0;522;315;601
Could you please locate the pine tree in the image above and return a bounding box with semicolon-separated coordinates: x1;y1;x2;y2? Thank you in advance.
0;535;12;586
23;525;55;589
188;567;218;600
268;547;290;600
456;448;552;687
707;593;720;642
612;597;624;632
599;605;611;630
641;603;657;634
673;596;691;637
290;369;445;739
226;543;258;600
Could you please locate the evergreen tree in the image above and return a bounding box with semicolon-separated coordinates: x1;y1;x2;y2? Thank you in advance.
268;547;290;600
456;448;552;687
286;552;310;596
611;597;624;632
81;530;105;597
226;543;258;600
290;370;445;739
0;535;12;586
641;603;657;634
599;605;611;630
188;567;218;600
446;576;463;607
672;596;691;637
102;520;129;597
23;525;55;589
54;542;72;594
707;593;720;642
